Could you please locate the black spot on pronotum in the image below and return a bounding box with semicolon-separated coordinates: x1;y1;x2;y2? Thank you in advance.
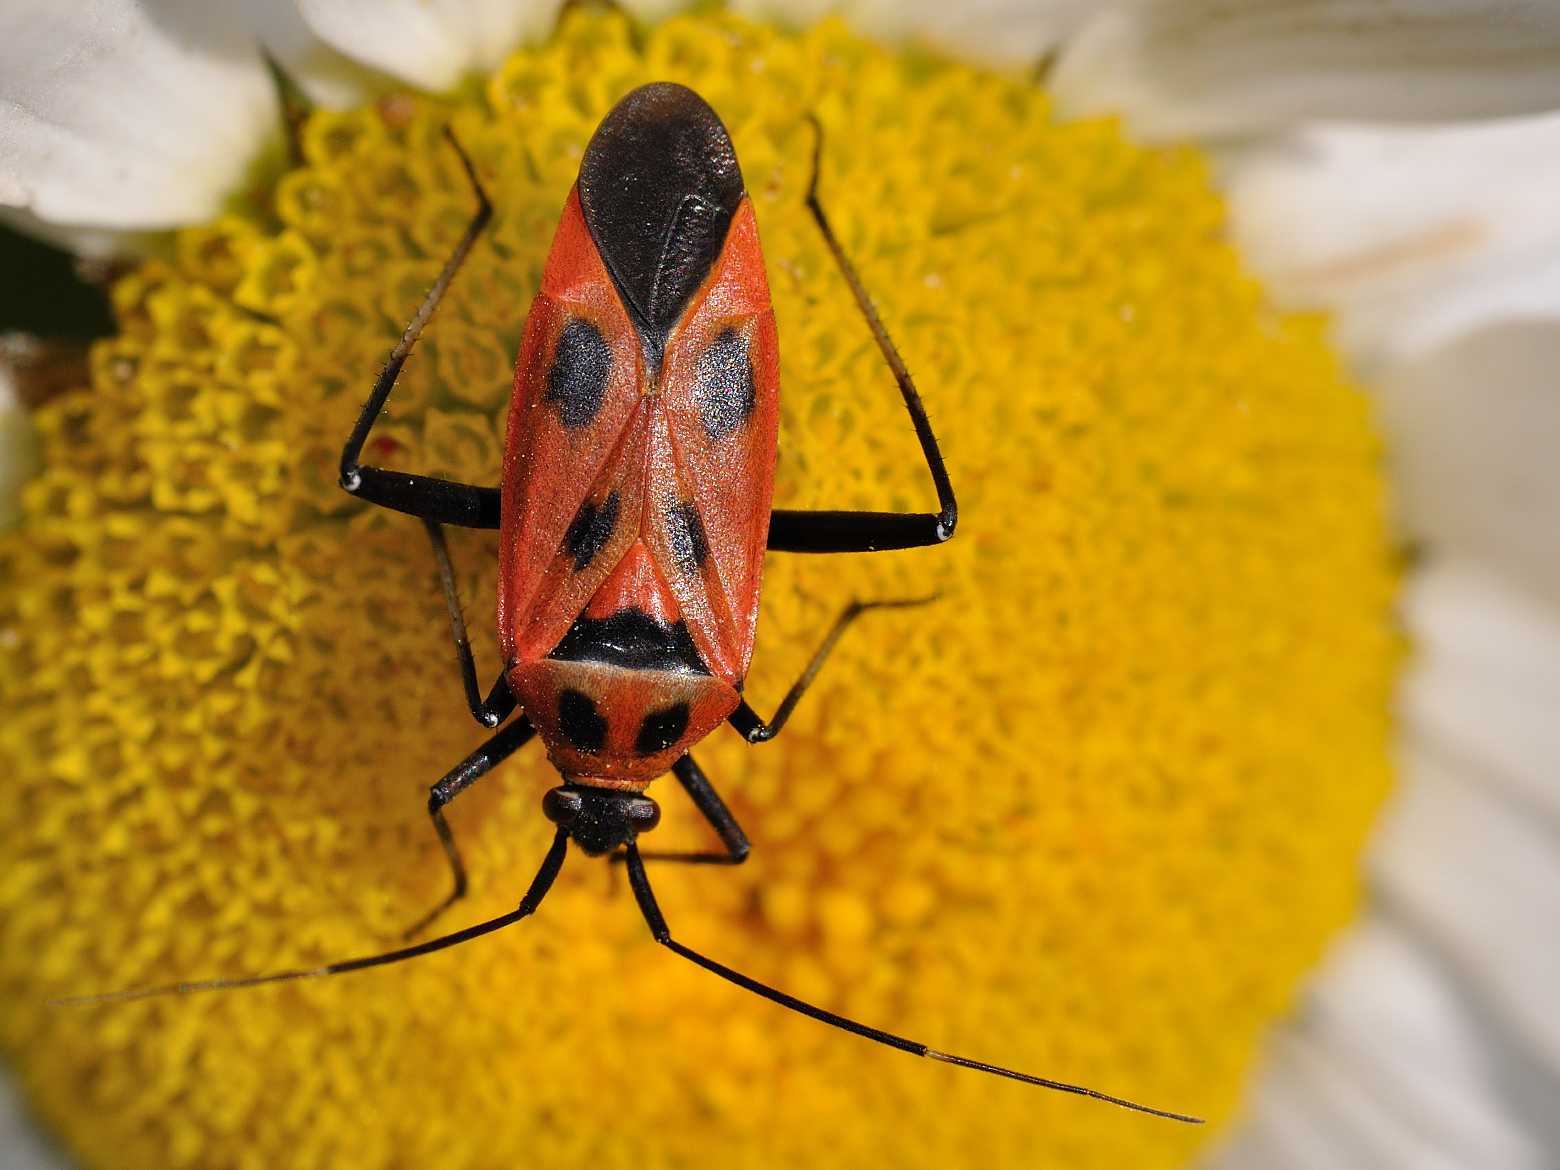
546;318;612;428
562;490;621;572
693;328;755;439
558;689;607;753
666;499;709;572
635;703;691;756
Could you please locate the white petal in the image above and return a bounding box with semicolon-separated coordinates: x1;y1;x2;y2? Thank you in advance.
0;0;280;232
733;1;1087;66
1053;2;1560;141
0;1071;71;1170
1375;322;1560;609
1372;743;1560;1084
0;359;38;532
295;0;565;92
1225;115;1560;367
1337;250;1560;370
1203;923;1545;1170
618;0;698;20
237;0;384;109
1403;561;1560;822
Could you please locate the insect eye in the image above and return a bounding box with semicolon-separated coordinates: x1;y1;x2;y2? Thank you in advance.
623;795;661;830
541;786;583;826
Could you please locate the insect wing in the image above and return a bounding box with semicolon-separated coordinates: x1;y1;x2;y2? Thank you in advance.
499;187;648;665
644;198;780;681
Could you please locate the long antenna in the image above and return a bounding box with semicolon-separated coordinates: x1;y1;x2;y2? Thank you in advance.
623;844;1202;1123
56;830;1201;1124
53;830;568;1007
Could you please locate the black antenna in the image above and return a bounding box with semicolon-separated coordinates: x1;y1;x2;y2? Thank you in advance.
53;830;568;1007
622;844;1201;1124
55;829;1200;1124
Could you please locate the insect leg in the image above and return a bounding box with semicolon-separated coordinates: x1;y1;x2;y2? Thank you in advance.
728;596;934;743
339;128;502;530
766;115;957;554
620;754;751;866
622;844;1201;1122
404;715;538;939
56;830;569;1006
423;517;517;728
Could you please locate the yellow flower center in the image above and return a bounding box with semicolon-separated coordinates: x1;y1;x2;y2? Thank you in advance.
0;11;1398;1169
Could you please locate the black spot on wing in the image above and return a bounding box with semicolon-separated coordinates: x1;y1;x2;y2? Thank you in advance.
558;689;607;753
693;328;756;440
666;499;709;573
545;318;611;429
562;490;621;572
635;703;691;756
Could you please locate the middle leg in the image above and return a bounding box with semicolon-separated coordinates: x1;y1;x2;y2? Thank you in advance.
728;596;935;743
422;517;516;728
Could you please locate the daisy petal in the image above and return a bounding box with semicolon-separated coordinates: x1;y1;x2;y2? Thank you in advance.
1338;249;1560;369
733;0;1089;66
294;0;566;92
1375;322;1560;607
1206;923;1545;1170
236;0;384;108
1373;744;1560;1085
1403;561;1560;822
1226;115;1560;366
0;0;279;236
0;1070;69;1170
619;0;702;21
1052;2;1560;140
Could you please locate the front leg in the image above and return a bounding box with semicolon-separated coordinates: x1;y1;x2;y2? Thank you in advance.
403;715;538;939
620;754;751;866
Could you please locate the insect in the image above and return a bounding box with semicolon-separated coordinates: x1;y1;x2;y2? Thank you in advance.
76;83;1198;1124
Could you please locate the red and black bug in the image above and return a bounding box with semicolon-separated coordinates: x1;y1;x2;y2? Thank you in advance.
80;84;1197;1124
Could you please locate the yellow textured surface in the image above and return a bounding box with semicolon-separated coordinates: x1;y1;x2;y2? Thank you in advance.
0;12;1399;1170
